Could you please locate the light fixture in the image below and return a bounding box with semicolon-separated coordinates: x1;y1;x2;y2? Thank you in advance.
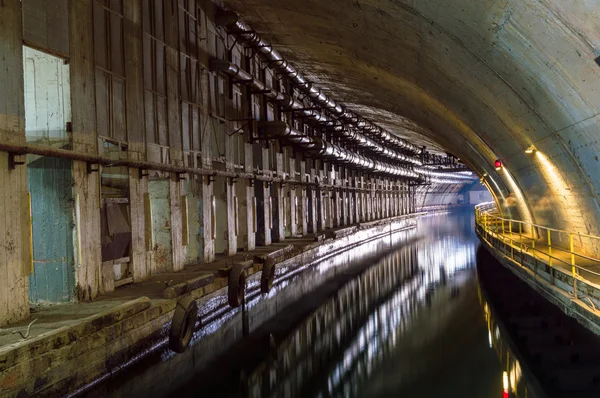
494;159;502;170
525;145;536;154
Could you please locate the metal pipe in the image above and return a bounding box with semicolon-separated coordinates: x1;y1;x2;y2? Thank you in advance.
216;11;421;154
0;141;277;182
258;121;421;179
211;60;422;166
211;61;474;182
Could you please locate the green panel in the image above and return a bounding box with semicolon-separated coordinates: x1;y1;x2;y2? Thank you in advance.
28;156;75;303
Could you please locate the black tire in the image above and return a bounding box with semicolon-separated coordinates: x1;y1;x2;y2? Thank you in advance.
260;258;276;293
228;263;246;308
169;296;198;353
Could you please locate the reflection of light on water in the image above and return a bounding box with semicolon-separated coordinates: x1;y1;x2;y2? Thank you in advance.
480;292;533;398
510;360;522;393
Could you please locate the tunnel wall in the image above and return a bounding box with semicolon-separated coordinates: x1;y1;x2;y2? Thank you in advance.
220;0;600;255
0;0;423;326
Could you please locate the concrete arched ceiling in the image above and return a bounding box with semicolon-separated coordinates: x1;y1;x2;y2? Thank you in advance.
223;0;600;234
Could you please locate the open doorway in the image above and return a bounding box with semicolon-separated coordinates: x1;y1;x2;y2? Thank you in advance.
23;46;75;302
23;46;71;148
99;140;133;291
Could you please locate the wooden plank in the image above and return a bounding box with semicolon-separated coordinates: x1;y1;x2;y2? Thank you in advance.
165;46;183;164
69;0;97;153
129;169;149;282
123;2;145;147
170;179;185;272
0;0;29;326
0;153;9;325
114;276;134;288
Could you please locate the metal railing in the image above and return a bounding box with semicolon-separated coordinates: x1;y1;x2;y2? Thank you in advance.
474;202;600;301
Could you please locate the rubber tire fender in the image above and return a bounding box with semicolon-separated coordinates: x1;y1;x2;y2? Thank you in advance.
169;296;198;353
228;263;246;308
260;257;276;293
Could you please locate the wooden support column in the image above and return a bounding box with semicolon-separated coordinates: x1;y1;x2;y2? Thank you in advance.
70;0;102;300
124;0;150;281
202;177;215;262
288;157;298;237
0;0;29;325
169;177;186;271
255;147;271;246
299;159;308;235
272;152;285;242
240;142;255;251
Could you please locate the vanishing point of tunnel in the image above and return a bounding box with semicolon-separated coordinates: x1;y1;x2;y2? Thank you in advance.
1;0;600;397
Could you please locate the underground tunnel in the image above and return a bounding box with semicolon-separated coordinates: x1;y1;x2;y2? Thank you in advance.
0;0;599;397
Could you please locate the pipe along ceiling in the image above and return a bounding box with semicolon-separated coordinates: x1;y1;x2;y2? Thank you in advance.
211;20;477;184
217;1;600;236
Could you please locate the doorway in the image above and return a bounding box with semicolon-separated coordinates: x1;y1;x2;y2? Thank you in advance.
23;46;75;302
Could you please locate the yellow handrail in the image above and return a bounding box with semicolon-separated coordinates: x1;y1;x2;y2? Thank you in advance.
475;204;600;241
474;202;600;302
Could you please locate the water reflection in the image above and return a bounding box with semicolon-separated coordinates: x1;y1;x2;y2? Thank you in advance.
173;210;502;397
479;289;535;398
85;211;566;398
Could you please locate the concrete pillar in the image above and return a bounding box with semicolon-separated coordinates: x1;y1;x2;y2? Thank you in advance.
271;182;284;242
148;177;173;274
129;170;150;281
271;152;285;242
288;156;298;237
298;159;308;235
254;146;271;246
341;185;348;226
202;177;215;262
183;177;204;265
241;142;255;251
169;177;186;270
213;176;229;255
360;175;366;222
235;178;252;251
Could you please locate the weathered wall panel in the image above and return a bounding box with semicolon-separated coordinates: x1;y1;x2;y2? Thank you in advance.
22;0;69;57
0;0;30;326
28;157;76;303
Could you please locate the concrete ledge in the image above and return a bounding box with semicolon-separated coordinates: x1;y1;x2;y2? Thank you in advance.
0;213;420;397
164;274;215;299
0;298;151;373
253;244;295;263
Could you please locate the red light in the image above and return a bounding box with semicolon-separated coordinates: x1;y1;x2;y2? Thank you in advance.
494;159;502;170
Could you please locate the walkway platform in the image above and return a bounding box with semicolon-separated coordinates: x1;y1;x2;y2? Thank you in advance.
0;214;419;397
483;228;600;286
0;239;312;348
476;216;600;339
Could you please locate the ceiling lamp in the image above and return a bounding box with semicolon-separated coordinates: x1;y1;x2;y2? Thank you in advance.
525;145;536;154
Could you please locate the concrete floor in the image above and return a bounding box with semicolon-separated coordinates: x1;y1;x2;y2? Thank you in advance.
0;236;315;347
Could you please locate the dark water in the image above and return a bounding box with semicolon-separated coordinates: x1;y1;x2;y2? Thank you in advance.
85;210;597;398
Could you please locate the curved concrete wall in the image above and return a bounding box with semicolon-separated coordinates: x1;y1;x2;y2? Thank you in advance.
223;0;600;235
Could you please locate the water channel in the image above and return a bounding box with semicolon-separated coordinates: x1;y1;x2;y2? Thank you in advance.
81;210;600;398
